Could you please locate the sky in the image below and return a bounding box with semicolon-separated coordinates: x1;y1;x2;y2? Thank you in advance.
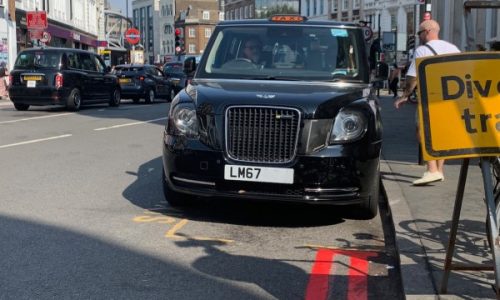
108;0;131;18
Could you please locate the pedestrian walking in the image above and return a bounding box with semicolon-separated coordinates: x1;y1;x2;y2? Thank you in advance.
388;63;400;98
0;62;8;99
393;19;461;186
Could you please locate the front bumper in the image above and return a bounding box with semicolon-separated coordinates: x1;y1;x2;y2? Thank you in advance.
8;86;69;105
162;135;381;204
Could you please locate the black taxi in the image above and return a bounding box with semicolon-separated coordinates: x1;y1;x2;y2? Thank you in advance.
162;15;383;218
8;48;121;111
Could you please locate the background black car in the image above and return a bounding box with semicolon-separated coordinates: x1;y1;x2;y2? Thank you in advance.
113;64;172;103
162;62;185;97
8;48;121;111
162;56;201;97
162;16;383;219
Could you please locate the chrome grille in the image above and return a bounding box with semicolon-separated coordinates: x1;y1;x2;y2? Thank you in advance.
225;106;301;163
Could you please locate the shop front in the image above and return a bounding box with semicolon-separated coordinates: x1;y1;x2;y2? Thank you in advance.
15;10;97;53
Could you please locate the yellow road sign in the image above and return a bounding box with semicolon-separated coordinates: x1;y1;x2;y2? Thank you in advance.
417;52;500;160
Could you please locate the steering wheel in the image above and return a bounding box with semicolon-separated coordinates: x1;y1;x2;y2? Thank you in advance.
222;58;259;69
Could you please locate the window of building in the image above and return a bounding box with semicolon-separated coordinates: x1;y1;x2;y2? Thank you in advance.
203;11;210;20
189;44;196;54
354;0;360;9
320;0;324;15
342;0;348;10
219;12;225;21
249;5;254;18
205;28;212;38
244;6;248;18
313;0;317;15
188;27;195;37
332;0;338;12
391;14;397;30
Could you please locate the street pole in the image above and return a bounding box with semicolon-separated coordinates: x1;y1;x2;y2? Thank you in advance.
394;26;397;63
126;0;129;19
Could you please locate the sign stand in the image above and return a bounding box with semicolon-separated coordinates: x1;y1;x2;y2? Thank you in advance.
440;158;500;299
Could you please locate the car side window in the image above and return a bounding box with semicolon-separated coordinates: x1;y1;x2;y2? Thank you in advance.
67;52;80;69
93;55;106;73
79;53;97;72
146;67;156;76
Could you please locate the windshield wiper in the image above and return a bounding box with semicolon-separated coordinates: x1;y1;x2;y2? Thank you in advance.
247;76;301;81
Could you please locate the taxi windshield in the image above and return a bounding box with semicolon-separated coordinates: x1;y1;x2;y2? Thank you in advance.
198;25;367;82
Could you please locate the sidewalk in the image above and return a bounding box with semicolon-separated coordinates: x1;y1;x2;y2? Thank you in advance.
379;91;495;299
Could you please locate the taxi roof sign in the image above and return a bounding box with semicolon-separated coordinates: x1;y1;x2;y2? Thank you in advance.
417;52;500;160
270;15;306;22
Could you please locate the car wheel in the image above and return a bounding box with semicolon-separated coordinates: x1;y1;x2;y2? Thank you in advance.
358;170;380;219
67;88;81;111
169;89;176;101
132;97;140;104
145;88;155;103
14;103;30;111
109;87;121;107
162;168;195;207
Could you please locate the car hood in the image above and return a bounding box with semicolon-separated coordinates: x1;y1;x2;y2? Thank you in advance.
188;79;370;118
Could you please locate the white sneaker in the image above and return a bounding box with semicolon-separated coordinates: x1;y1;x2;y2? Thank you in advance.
412;171;444;186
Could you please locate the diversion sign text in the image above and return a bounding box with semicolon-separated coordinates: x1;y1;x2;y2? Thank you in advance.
417;52;500;160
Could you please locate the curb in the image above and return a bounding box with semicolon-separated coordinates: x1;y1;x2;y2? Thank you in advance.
381;157;440;299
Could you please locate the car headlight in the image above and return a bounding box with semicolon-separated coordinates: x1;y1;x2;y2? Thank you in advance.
171;103;199;138
329;109;367;143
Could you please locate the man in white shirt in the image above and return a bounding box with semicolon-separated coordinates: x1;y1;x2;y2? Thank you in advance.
394;19;461;186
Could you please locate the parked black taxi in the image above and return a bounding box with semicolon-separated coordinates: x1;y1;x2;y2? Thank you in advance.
162;16;383;218
8;47;121;111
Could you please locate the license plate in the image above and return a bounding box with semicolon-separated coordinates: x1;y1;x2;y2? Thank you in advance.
224;165;294;184
23;75;42;81
27;80;36;88
119;78;131;84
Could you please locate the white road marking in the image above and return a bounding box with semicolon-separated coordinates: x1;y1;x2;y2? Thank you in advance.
0;113;72;125
94;117;167;131
0;134;72;149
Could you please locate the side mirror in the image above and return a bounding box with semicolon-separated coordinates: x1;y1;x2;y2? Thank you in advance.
184;57;196;74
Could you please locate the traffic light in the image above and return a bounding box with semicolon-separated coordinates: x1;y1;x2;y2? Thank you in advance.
174;27;184;55
407;36;415;51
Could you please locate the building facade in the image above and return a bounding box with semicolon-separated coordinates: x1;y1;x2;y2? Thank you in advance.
14;0;101;53
174;0;220;56
132;0;175;64
223;0;298;20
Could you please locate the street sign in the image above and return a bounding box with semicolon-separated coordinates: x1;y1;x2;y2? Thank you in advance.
130;50;144;64
125;28;140;45
29;30;43;40
362;26;373;41
416;52;500;160
26;11;48;30
40;31;51;43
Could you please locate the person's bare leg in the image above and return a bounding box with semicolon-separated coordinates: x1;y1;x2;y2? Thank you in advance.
436;159;445;174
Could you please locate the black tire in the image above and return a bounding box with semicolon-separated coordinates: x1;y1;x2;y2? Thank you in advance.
145;88;155;103
162;168;195;207
169;88;176;102
109;87;121;107
358;170;380;219
14;103;29;111
66;88;81;111
132;97;140;104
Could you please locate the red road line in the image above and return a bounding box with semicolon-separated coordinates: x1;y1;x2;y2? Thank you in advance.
305;249;336;300
347;254;370;300
305;249;378;300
